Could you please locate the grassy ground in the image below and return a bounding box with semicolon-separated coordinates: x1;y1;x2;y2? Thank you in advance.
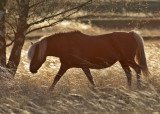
0;21;160;113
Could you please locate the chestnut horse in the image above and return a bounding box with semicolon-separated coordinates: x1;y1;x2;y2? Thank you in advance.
28;31;150;90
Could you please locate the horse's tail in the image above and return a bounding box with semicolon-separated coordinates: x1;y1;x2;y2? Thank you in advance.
131;30;150;77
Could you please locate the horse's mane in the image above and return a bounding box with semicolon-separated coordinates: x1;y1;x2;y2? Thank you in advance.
28;38;47;61
48;30;81;38
54;30;81;35
28;41;39;60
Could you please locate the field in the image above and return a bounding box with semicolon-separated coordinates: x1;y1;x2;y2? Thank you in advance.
0;20;159;113
0;1;160;114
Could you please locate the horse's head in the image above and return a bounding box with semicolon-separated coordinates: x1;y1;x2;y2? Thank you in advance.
28;40;47;73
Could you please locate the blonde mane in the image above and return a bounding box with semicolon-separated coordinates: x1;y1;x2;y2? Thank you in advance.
28;41;39;60
38;39;47;61
28;38;47;61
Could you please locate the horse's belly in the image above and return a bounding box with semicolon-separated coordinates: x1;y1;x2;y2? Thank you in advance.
86;61;116;69
69;57;117;69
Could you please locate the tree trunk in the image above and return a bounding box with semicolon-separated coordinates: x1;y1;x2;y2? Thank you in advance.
7;0;30;76
0;0;6;67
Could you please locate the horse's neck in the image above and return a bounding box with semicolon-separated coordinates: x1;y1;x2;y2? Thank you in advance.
46;38;64;57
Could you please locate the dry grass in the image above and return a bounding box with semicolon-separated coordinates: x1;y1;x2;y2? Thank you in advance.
1;23;160;113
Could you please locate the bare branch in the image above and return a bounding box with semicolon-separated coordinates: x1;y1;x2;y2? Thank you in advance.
26;8;80;35
6;35;15;47
5;21;16;34
28;0;92;27
6;40;15;47
29;1;45;9
27;19;63;35
6;34;13;40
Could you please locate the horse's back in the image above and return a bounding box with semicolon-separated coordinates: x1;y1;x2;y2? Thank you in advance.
70;32;137;57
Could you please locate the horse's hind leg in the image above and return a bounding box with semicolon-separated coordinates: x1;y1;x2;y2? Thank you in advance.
128;60;141;87
119;61;132;87
82;68;95;86
49;64;68;91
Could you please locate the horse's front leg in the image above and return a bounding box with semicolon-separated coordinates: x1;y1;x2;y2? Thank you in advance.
49;64;68;91
82;68;95;86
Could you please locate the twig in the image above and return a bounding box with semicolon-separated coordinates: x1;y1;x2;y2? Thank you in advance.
5;21;16;34
29;1;45;9
6;35;15;47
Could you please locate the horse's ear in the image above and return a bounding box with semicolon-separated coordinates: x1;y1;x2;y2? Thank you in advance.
31;42;33;45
